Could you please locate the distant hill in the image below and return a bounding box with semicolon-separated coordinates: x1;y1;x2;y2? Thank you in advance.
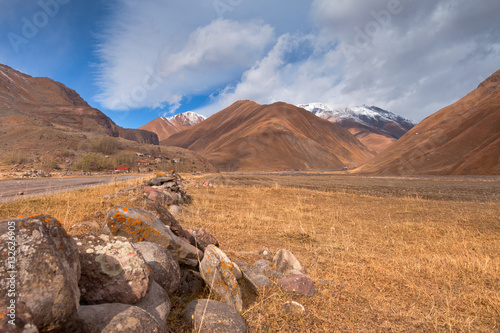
0;64;158;145
139;112;206;141
356;69;500;175
162;100;375;171
298;103;415;154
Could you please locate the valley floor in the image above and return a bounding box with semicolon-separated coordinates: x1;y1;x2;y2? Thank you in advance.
176;173;500;332
1;174;498;332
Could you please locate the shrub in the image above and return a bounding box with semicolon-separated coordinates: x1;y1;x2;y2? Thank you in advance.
3;151;27;165
73;153;112;172
91;137;121;155
112;152;136;169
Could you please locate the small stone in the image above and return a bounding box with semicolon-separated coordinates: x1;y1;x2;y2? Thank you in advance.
279;274;317;297
283;301;305;315
273;249;306;274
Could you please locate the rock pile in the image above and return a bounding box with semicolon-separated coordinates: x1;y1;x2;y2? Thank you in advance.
21;169;51;178
0;174;318;332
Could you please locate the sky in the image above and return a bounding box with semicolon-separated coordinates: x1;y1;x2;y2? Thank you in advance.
1;0;499;128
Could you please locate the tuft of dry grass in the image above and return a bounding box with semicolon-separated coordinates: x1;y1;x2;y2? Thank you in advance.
0;175;499;332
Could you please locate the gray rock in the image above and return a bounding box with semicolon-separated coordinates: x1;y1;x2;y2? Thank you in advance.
242;269;272;293
0;216;80;332
75;234;150;305
106;205;203;266
279;274;317;297
78;303;165;333
136;281;171;332
253;259;271;274
200;245;242;311
273;249;306;274
133;242;181;294
183;299;247;333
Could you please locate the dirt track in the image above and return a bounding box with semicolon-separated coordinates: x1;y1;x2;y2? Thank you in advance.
0;175;145;203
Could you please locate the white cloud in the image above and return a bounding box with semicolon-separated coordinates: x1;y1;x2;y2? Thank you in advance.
96;0;500;122
202;0;500;121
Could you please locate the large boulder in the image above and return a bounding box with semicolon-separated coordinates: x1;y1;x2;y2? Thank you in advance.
0;216;81;332
199;245;242;311
183;299;247;333
133;242;181;294
105;206;203;266
75;234;150;305
136;281;171;332
78;303;165;333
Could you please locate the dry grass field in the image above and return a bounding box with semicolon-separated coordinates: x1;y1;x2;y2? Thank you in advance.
1;174;499;332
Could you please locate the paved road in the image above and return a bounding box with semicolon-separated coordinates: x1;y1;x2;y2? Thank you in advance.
0;175;145;203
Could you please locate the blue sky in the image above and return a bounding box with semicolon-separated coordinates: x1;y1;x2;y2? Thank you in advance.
1;0;499;129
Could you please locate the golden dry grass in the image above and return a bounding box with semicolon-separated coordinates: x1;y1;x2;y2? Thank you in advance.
0;177;148;229
177;185;500;332
0;175;499;332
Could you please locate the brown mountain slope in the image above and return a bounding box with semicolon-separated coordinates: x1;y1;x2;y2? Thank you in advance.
0;64;158;144
139;112;206;141
162;100;375;171
357;69;500;175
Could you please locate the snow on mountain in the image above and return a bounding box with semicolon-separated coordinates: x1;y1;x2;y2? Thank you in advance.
161;111;206;127
298;103;415;133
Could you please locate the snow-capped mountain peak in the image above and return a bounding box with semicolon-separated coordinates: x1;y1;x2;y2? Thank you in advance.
161;111;206;127
298;103;415;131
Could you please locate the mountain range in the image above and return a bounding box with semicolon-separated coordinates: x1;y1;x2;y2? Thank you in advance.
162;100;375;171
1;62;498;175
298;103;415;153
357;69;500;175
139;112;206;141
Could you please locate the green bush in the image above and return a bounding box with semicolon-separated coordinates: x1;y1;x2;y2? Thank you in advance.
91;137;121;155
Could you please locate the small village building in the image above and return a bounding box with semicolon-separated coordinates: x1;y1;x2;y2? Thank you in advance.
116;166;129;172
137;160;150;166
